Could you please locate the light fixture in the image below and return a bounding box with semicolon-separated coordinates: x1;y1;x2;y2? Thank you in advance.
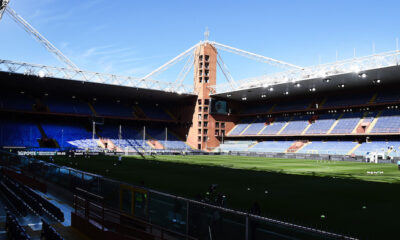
323;78;331;83
227;94;231;97
242;97;247;101
337;84;345;88
309;88;316;92
261;94;266;98
358;73;367;78
373;79;381;84
294;83;301;88
38;70;45;78
284;91;289;95
269;87;274;92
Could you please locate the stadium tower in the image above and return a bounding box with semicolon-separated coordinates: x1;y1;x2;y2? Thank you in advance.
186;42;218;150
186;41;235;151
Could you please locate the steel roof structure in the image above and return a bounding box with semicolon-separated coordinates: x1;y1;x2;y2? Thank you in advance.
2;0;400;99
210;50;400;96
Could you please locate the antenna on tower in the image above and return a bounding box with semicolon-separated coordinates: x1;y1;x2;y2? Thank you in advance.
204;27;209;41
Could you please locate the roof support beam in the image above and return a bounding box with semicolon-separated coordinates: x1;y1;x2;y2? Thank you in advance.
210;41;303;71
217;53;238;90
142;42;200;80
0;0;9;21
5;7;80;70
174;52;194;86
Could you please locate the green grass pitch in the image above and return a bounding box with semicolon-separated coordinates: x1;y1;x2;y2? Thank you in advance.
42;154;400;239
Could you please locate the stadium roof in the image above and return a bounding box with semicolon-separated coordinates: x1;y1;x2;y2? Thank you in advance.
210;50;400;98
0;59;195;95
0;71;195;102
211;64;400;101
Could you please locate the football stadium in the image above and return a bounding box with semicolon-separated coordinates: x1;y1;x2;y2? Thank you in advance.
0;0;400;239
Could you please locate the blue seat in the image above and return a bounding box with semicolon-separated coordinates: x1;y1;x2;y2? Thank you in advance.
0;119;41;147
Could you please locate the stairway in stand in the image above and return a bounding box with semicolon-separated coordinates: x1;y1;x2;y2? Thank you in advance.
286;141;308;153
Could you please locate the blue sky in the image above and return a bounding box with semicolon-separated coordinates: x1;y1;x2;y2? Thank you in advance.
0;0;399;85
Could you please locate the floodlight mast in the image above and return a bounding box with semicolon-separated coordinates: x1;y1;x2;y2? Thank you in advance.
0;1;80;71
0;0;9;21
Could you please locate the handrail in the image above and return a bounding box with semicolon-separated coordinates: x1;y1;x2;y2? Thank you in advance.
73;194;198;240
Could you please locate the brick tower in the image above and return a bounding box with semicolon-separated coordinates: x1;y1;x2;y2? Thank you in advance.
186;42;221;151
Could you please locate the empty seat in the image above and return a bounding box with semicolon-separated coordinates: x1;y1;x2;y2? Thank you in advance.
280;116;309;135
298;141;357;155
330;112;364;134
259;117;290;135
306;114;337;134
241;117;267;135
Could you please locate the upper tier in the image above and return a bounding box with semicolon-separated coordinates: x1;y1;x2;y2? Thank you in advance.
238;90;400;115
0;92;177;122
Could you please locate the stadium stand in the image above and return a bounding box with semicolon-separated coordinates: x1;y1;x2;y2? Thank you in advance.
375;90;400;103
259;117;290;135
219;140;256;152
146;126;189;150
290;141;357;155
2;176;43;215
0;92;33;111
5;211;31;240
241;103;273;114
41;219;64;240
322;93;373;108
0;118;41;147
0;174;64;222
241;117;267;135
305;114;338;134
370;109;400;133
228;117;253;136
273;99;311;112
92;100;134;117
41;121;92;148
217;139;398;155
249;140;294;153
0;181;29;216
140;104;171;120
68;139;100;150
44;96;92;115
330;112;364;134
353;141;400;156
280;115;310;135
